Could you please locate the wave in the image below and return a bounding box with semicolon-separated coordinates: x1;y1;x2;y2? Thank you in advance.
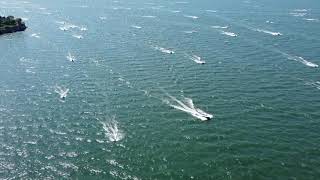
171;10;181;13
101;119;124;142
112;7;131;10
306;81;320;90
54;85;69;99
266;20;274;24
206;10;217;13
56;21;87;31
303;18;319;22
255;29;282;36
221;31;237;37
58;23;78;31
176;1;189;4
211;25;228;29
141;15;156;18
290;12;307;17
30;33;40;38
131;25;142;29
293;9;308;12
153;46;175;54
183;30;197;34
184;15;199;19
165;95;213;121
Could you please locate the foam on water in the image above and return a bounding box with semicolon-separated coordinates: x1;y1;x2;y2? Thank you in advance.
72;34;83;39
131;25;142;29
303;18;319;22
211;25;229;29
184;15;199;19
293;9;308;12
54;85;69;99
188;54;205;64
30;33;40;38
153;46;175;54
306;81;320;90
286;55;318;68
56;21;86;31
175;1;189;4
101;119;124;142
221;31;237;37
255;29;282;36
183;30;197;34
141;15;156;18
66;52;76;62
290;12;307;17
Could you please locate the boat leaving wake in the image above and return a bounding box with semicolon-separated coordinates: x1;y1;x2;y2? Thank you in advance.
165;95;213;121
72;34;83;39
54;85;69;99
66;52;76;62
101;119;124;142
221;31;237;37
189;55;205;64
153;46;175;54
287;56;318;68
255;29;282;36
306;81;320;90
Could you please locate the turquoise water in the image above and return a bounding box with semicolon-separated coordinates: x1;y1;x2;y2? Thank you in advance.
1;0;320;179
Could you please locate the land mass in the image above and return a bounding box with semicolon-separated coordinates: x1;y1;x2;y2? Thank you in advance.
0;16;27;35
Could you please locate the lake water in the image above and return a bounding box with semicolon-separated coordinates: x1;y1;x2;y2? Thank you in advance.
1;0;320;179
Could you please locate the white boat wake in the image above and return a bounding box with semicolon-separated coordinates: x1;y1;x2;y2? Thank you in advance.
255;29;282;36
287;56;318;68
289;12;307;17
183;30;197;34
56;21;87;31
303;18;319;22
189;55;205;64
206;10;217;13
54;85;69;99
165;95;213;121
306;81;320;90
153;46;175;54
211;25;228;29
131;25;142;29
101;119;124;142
184;15;199;19
66;52;76;62
72;34;83;39
221;31;237;37
141;15;156;18
30;33;40;38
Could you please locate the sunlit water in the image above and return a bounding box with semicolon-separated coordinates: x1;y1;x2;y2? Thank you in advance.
1;0;320;179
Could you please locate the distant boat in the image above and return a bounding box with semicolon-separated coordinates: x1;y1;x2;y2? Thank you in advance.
66;52;76;62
